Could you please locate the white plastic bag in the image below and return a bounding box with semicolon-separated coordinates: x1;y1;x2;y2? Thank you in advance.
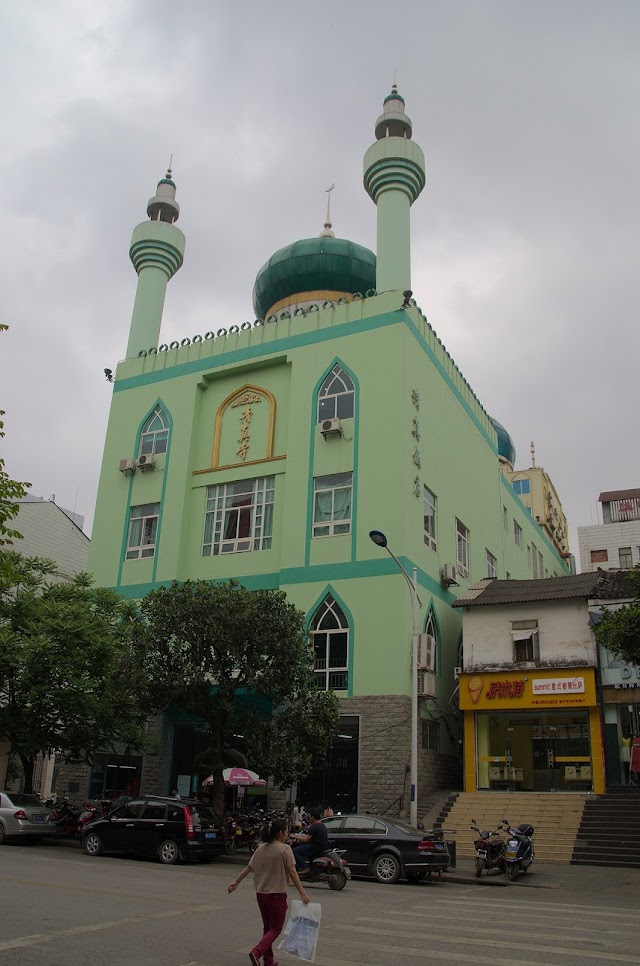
278;900;322;962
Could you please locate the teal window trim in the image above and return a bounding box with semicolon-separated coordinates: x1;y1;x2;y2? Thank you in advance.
305;358;359;567
305;584;355;698
117;398;173;587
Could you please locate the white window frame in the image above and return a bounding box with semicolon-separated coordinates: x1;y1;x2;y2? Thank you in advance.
456;519;470;578
421;718;440;752
311;595;349;691
511;619;540;662
126;503;160;560
485;549;497;579
138;406;169;458
317;365;355;422
203;476;274;556
423;485;437;551
312;473;352;537
619;547;633;569
514;520;523;547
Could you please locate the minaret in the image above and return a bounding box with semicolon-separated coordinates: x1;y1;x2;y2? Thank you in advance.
126;165;186;359
363;86;425;294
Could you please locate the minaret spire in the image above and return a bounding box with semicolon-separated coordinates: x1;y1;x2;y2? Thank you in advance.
363;86;426;293
319;183;335;238
125;167;186;359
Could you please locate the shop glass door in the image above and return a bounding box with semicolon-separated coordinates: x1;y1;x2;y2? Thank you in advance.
476;711;592;792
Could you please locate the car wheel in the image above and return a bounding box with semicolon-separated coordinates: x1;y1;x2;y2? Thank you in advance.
158;839;180;865
372;852;401;884
406;872;427;884
328;870;347;891
475;857;485;878
83;832;103;857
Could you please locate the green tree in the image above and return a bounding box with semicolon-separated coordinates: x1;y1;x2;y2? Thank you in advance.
140;580;339;814
0;325;31;547
595;566;640;665
0;556;148;792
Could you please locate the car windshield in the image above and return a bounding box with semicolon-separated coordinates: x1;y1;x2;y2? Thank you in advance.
5;794;43;807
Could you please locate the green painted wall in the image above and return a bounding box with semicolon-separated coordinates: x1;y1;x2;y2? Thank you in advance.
90;291;569;709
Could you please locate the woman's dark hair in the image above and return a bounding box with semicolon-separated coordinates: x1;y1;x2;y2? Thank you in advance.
261;817;289;844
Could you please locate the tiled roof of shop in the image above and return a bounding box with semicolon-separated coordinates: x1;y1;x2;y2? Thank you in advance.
452;573;601;607
591;569;636;600
598;488;640;502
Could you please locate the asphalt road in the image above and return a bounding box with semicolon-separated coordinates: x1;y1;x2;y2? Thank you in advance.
1;840;640;966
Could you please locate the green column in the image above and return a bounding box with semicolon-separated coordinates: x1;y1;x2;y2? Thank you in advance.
126;220;185;360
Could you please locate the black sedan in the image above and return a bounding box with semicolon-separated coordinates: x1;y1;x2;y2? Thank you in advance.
322;814;450;884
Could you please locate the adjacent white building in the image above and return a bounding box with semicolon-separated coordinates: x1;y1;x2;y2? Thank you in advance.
0;497;90;792
578;488;640;573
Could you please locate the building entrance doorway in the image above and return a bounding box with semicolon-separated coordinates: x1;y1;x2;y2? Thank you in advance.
297;715;359;813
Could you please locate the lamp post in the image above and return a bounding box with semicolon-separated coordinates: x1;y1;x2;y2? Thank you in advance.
369;530;422;827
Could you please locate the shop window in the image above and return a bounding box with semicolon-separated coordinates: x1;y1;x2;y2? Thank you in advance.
421;718;440;752
511;619;540;662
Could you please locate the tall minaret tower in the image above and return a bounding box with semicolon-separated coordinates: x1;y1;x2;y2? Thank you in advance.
126;166;186;359
363;86;425;294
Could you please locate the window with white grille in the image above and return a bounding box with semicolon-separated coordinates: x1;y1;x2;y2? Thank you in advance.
456;519;470;578
203;476;274;556
310;595;349;691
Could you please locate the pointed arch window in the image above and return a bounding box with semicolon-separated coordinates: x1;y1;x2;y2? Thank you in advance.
139;406;169;458
317;365;355;422
422;611;438;674
310;594;349;691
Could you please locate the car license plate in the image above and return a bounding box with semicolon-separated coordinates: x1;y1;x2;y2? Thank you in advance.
434;842;444;850
33;814;46;823
506;850;517;858
205;831;217;840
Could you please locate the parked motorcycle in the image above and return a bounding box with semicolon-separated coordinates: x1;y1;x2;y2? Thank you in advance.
52;799;81;838
297;848;351;891
500;819;534;880
470;819;506;877
76;800;113;839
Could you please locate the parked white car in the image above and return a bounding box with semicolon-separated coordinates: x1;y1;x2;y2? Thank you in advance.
0;792;54;843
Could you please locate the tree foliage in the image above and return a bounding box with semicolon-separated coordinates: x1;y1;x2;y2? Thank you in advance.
140;580;339;813
0;554;148;792
595;566;640;666
0;325;31;546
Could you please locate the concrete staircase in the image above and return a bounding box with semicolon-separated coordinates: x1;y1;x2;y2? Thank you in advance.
434;792;588;863
572;787;640;868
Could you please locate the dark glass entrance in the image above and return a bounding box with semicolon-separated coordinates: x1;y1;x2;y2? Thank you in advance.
297;716;359;813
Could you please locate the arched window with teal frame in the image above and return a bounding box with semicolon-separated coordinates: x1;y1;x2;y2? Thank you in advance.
309;593;350;691
317;364;355;422
138;404;169;458
423;606;441;676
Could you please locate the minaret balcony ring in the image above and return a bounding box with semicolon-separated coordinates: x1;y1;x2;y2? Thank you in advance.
364;157;426;206
129;239;184;279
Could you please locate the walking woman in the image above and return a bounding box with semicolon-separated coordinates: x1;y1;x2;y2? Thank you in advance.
228;818;309;966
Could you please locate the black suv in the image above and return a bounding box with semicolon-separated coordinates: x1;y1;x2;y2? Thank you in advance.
82;796;225;865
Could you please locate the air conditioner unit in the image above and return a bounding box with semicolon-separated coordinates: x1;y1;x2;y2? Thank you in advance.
417;670;436;697
320;417;342;438
453;666;462;682
118;458;136;474
137;454;156;471
440;563;459;587
417;633;437;672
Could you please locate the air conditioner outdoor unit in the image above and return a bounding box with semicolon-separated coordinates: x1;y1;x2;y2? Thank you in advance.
417;670;436;697
137;454;156;470
320;417;342;438
453;666;462;682
417;633;437;672
440;563;459;587
118;458;136;474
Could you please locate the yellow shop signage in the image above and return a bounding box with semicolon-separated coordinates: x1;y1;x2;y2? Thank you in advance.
459;668;596;711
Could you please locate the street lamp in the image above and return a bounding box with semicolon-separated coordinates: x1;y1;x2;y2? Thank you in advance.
369;529;422;827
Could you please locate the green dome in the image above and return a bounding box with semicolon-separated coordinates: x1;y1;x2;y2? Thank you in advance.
252;236;376;320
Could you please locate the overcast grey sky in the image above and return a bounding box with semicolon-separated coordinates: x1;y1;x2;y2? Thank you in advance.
1;1;639;562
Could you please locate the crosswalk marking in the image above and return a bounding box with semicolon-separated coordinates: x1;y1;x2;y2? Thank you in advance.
425;896;640;919
319;936;596;966
357;916;617;946
392;908;624;935
333;923;640;963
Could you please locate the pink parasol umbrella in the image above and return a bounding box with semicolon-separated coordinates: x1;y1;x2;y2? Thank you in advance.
202;767;266;787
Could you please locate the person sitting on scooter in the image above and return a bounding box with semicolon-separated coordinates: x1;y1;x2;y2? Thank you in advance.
290;806;329;872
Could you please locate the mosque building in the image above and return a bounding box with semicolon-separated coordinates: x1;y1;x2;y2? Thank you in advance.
77;88;571;811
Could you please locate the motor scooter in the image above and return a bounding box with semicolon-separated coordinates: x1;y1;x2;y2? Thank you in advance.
501;819;534;880
470;819;506;877
298;848;351;891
